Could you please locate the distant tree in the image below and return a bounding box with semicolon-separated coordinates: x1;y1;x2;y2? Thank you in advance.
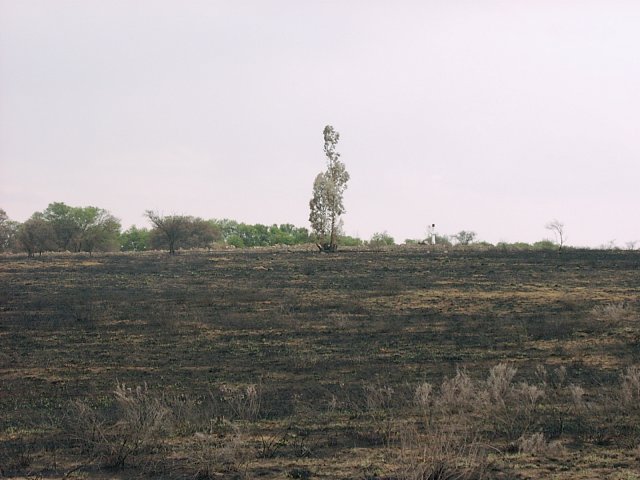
41;202;80;250
78;208;121;255
0;209;19;253
340;235;364;247
120;226;150;252
182;219;222;249
626;240;638;251
455;230;476;246
545;219;565;251
17;215;56;257
145;211;192;254
39;202;120;253
369;231;395;246
533;240;557;251
309;125;350;252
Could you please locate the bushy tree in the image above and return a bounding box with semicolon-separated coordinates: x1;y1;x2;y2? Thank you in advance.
41;202;80;251
533;239;557;251
340;234;364;247
79;208;121;254
40;202;121;253
17;215;56;257
146;211;192;254
309;125;350;252
182;219;222;249
120;226;151;252
0;209;19;253
211;219;310;247
146;212;221;253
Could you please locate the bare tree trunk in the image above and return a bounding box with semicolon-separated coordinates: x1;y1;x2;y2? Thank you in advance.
329;214;337;252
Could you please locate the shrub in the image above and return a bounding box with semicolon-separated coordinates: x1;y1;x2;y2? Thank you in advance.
396;423;487;480
219;383;262;421
71;383;171;469
437;369;475;414
591;302;634;324
621;366;640;407
369;231;395;247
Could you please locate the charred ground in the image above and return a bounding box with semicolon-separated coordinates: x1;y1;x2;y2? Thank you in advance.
1;247;639;478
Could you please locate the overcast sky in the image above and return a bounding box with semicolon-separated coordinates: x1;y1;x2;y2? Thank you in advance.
1;1;638;247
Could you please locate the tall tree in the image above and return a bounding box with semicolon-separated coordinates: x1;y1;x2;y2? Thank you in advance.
309;125;350;252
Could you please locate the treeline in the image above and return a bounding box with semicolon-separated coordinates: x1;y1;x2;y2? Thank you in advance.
0;203;328;256
0;202;585;256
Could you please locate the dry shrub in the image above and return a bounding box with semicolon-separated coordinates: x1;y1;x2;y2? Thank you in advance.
415;382;434;412
591;302;634;324
567;384;586;410
71;383;171;469
187;422;249;479
485;363;517;406
481;365;545;441
364;383;395;412
363;383;397;445
516;432;562;455
220;383;262;421
437;369;476;414
621;365;640;407
396;423;487;480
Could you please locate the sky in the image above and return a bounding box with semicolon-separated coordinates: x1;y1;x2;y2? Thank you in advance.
1;1;639;248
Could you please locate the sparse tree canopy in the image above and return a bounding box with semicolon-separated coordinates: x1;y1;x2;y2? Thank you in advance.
545;219;565;251
309;125;350;252
455;230;477;246
146;211;191;254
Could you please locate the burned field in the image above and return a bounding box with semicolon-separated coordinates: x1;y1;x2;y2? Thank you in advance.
1;248;639;479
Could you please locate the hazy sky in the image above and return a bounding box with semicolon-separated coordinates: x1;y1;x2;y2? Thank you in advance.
1;1;639;247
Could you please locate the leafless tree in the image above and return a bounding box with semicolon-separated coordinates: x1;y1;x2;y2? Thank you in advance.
545;219;565;251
